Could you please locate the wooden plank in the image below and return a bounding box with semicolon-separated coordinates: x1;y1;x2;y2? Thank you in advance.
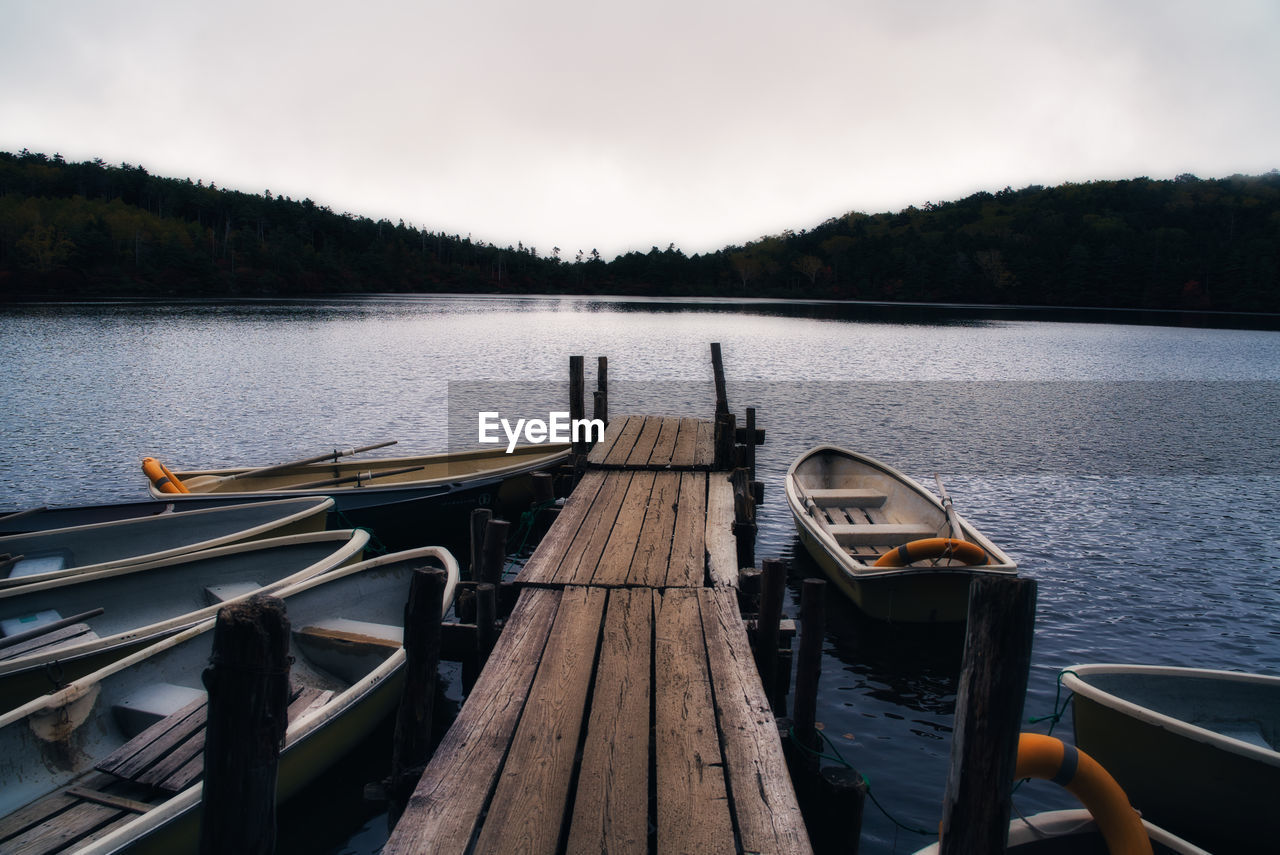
666;472;707;587
804;488;887;508
694;420;715;469
286;686;334;723
382;588;562;855
96;696;208;781
559;472;634;586
566;589;653;855
699;588;813;854
474;586;606;853
64;787;153;815
0;623;94;662
624;416;664;468
591;471;656;586
654;589;734;854
627;472;680;587
668;418;701;468
705;474;739;587
136;727;205;791
602;416;646;467
647;416;681;468
515;470;607;584
2;800;124;855
828;523;936;545
0;794;78;844
585;414;633;466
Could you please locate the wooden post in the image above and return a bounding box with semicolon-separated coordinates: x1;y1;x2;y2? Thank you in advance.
469;508;493;581
530;472;555;536
939;576;1038;855
743;406;757;480
479;518;510;586
476;582;497;668
714;411;736;472
595;356;608;427
793;578;826;759
388;567;446;827
710;342;728;416
569;355;586;456
814;767;867;855
199;594;291;855
730;466;756;570
756;558;786;711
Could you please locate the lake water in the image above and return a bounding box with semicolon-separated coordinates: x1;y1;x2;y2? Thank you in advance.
2;295;1278;853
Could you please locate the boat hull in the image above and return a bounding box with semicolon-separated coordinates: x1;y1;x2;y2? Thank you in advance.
1065;664;1280;853
913;809;1210;854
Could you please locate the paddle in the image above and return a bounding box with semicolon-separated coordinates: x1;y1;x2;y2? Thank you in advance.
0;607;106;652
219;440;399;482
935;474;962;539
269;465;426;490
0;506;48;524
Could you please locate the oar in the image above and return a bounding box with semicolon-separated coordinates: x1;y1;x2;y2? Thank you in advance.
0;506;48;524
0;607;105;652
935;474;962;539
221;440;399;482
268;465;426;491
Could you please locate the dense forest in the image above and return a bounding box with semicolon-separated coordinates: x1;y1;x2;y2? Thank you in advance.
1;149;1277;311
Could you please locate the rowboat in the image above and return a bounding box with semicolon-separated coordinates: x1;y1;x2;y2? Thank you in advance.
914;810;1210;854
143;442;570;551
0;496;333;589
1063;663;1280;852
0;497;264;536
0;529;369;712
0;545;459;855
785;445;1015;622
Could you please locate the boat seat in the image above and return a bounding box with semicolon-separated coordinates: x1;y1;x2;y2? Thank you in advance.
204;580;264;604
293;618;403;684
5;551;71;579
804;489;887;508
1;608;63;638
112;683;206;739
827;523;937;546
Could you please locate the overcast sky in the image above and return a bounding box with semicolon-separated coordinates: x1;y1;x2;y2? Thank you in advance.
3;0;1277;260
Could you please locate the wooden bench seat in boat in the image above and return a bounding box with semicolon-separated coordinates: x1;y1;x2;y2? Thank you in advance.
826;523;937;546
293;618;402;683
203;580;264;604
803;489;887;508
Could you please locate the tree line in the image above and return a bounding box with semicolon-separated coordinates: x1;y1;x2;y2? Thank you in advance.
1;149;1277;312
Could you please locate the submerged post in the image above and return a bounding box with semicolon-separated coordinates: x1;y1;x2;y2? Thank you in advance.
710;342;729;416
569;355;586;456
714;411;737;471
730;466;756;570
939;576;1038;854
793;578;826;758
388;567;446;827
199;594;291;855
595;356;609;427
756;558;786;710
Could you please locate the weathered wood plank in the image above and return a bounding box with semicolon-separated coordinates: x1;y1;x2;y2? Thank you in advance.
627;472;680;587
566;589;653;855
474;586;606;853
668;418;701;468
700;588;813;854
96;696;207;781
654;589;734;854
2;801;124;855
647;416;681;468
694;420;715;469
585;413;633;466
666;471;707;587
0;794;77;844
560;472;634;586
705;474;739;587
0;622;95;662
382;588;562;854
624;416;665;468
64;787;152;815
592;471;656;586
602;416;646;467
515;470;607;585
136;727;205;791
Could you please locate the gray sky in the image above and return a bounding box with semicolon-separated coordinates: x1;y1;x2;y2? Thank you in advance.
3;0;1277;260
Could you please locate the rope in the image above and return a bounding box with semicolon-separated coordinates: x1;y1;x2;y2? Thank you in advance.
332;508;388;556
1027;669;1078;737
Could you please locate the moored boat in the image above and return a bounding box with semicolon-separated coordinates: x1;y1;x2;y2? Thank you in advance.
0;544;459;855
0;529;369;711
143;442;570;551
0;497;269;536
1063;663;1280;852
785;445;1016;622
913;809;1209;854
0;496;334;589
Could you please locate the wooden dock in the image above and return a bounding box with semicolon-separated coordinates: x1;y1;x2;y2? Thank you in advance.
384;414;812;854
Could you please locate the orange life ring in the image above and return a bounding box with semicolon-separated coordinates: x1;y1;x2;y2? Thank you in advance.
1015;733;1152;855
873;537;986;567
142;457;189;494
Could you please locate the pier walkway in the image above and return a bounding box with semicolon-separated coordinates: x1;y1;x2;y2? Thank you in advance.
384;414;812;854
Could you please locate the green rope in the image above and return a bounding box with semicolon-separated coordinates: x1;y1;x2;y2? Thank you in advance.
787;726;933;837
332;508;388;556
1027;669;1078;737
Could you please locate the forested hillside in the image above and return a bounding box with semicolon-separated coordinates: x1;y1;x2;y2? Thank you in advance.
1;149;1277;311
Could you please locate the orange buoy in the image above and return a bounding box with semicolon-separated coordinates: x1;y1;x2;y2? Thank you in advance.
142;457;189;494
1015;733;1153;855
873;537;986;568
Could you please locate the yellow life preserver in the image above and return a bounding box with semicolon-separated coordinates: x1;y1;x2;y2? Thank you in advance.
873;537;986;568
1015;733;1153;855
142;457;190;494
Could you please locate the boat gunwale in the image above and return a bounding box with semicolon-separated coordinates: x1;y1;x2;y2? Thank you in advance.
1063;662;1280;768
785;444;1016;579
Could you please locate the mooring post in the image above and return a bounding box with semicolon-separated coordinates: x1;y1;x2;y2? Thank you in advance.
743;406;758;480
569;355;586;457
756;558;786;711
199;594;291;855
815;767;867;855
388;567;446;827
730;466;756;570
476;582;497;668
714;411;736;471
595;356;609;428
479;518;511;586
469;508;493;582
710;342;729;416
530;472;556;536
793;578;826;760
939;576;1038;855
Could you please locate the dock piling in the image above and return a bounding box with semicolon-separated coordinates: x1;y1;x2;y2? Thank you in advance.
756;558;786;710
199;594;291;855
388;567;446;827
570;355;586;456
710;342;729;415
594;356;609;428
792;578;826;758
476;582;497;668
479;518;511;586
